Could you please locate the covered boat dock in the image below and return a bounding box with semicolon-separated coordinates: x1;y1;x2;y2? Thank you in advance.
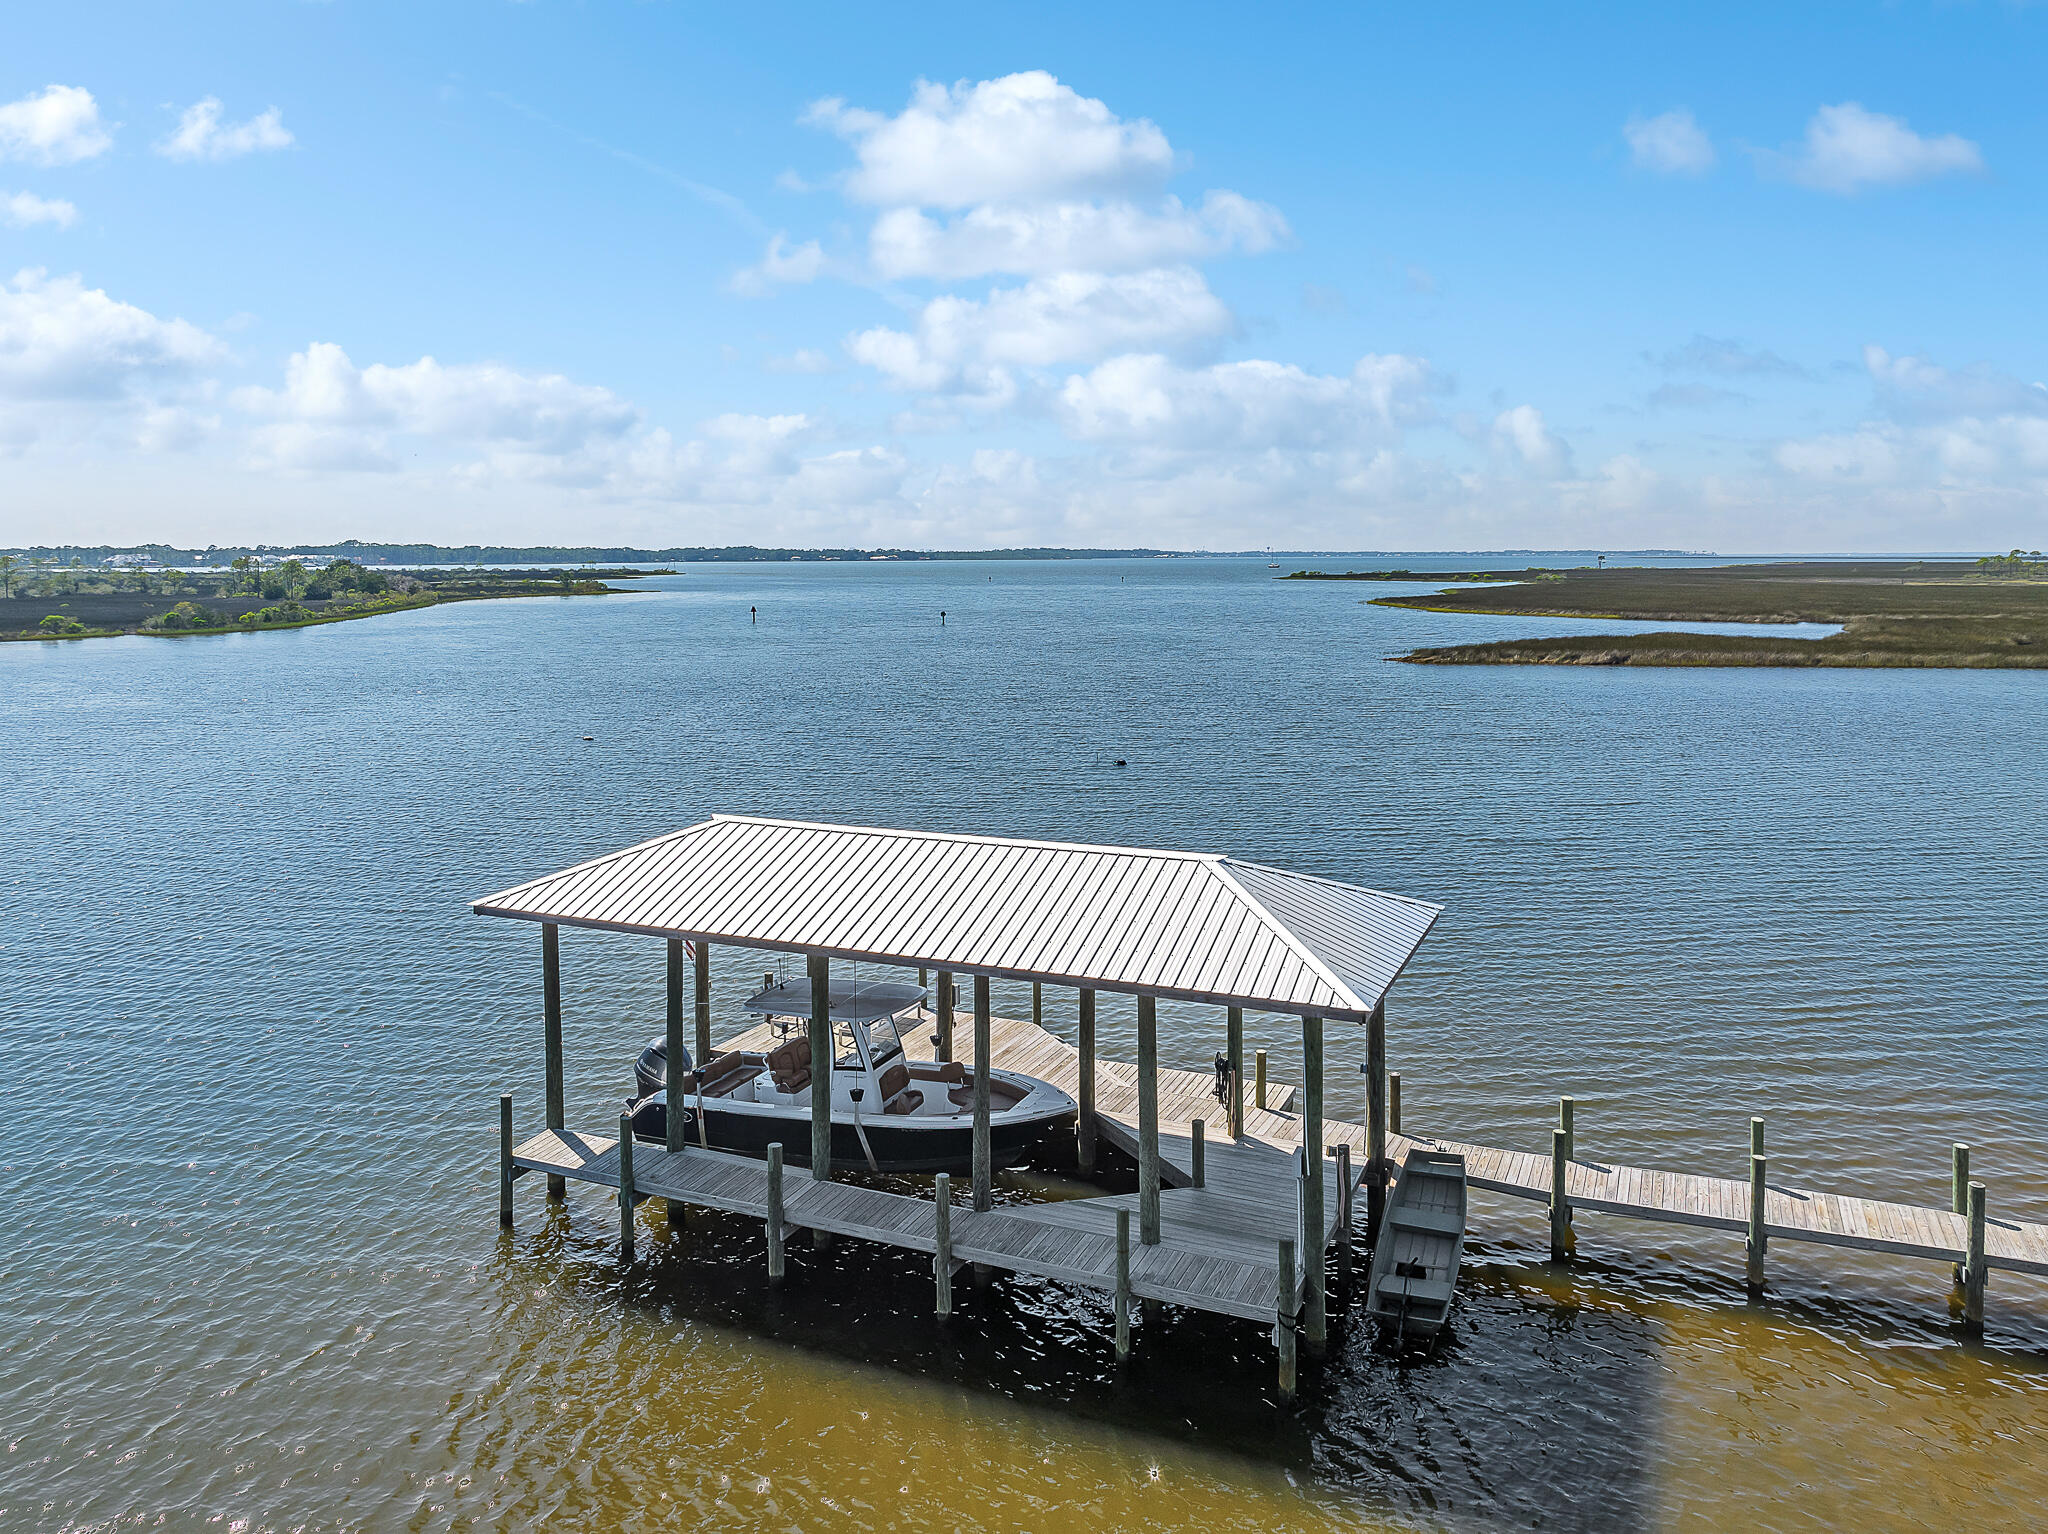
475;815;1441;1393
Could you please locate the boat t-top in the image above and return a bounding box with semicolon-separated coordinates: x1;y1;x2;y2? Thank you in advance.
628;975;1075;1174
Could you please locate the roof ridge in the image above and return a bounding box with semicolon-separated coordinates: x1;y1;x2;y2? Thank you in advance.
708;813;1220;864
1206;860;1367;1015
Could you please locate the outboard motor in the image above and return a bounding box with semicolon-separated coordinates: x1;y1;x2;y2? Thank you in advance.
634;1035;694;1099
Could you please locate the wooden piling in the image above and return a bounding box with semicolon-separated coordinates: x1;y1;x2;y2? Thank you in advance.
1751;1115;1764;1159
934;1171;952;1318
1549;1126;1571;1260
1365;1001;1387;1240
1746;1153;1767;1295
666;941;689;1166
693;940;712;1069
1276;1237;1297;1401
808;954;832;1181
1559;1095;1576;1164
1225;1005;1244;1138
1335;1141;1353;1291
1254;1047;1268;1112
973;976;994;1212
1138;995;1160;1245
1301;1014;1326;1352
766;1143;785;1282
1191;1118;1206;1188
1952;1143;1971;1284
543;923;565;1200
617;1111;636;1261
1076;989;1098;1174
935;970;954;1062
1033;981;1042;1028
1389;1071;1401;1135
1964;1181;1987;1333
498;1092;514;1228
1114;1207;1132;1360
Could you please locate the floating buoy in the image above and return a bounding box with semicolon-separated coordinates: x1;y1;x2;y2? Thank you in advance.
583;736;594;741
1114;759;1127;767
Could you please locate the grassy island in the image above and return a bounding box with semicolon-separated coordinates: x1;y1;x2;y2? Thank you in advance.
1368;557;2048;668
0;557;653;642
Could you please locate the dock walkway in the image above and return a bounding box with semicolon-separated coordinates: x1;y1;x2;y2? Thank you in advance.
743;1010;2048;1281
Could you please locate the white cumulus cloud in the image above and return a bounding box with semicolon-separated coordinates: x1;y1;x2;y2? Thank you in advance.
0;267;221;402
1772;103;1982;194
1054;352;1441;450
849;267;1236;395
157;98;294;162
731;233;827;295
1624;109;1715;175
4;191;78;229
869;190;1286;280
807;71;1173;208
0;85;113;165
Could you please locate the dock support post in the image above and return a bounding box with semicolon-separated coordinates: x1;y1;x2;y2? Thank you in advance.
1389;1071;1401;1135
543;924;565;1200
499;1092;514;1228
1226;1006;1244;1138
665;941;690;1193
1335;1141;1353;1293
1746;1153;1767;1295
934;1172;952;1318
1076;989;1097;1174
766;1143;785;1283
808;954;832;1182
1365;1001;1387;1242
973;975;993;1212
1033;981;1042;1028
1302;1014;1326;1353
1963;1181;1988;1333
693;941;712;1070
1115;1208;1132;1361
935;971;954;1062
1751;1115;1764;1160
1255;1048;1268;1112
1191;1119;1205;1188
1138;995;1160;1245
617;1111;636;1262
1549;1127;1572;1261
1952;1143;1971;1284
1276;1238;1297;1402
1560;1096;1575;1164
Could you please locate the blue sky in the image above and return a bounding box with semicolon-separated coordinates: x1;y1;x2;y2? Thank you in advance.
4;2;2045;551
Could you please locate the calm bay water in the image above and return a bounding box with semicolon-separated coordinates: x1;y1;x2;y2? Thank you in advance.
3;556;2044;1532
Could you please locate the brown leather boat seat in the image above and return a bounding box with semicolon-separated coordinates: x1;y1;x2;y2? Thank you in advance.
914;1061;967;1085
948;1084;975;1109
697;1050;761;1096
876;1061;922;1114
767;1036;813;1093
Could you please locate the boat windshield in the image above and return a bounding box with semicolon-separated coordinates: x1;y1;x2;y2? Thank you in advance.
864;1011;905;1068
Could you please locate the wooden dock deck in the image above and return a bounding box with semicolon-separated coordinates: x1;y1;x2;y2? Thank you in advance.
511;1007;2043;1346
954;1013;2048;1283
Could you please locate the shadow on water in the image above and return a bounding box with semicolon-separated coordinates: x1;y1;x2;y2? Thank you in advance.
493;1167;1670;1533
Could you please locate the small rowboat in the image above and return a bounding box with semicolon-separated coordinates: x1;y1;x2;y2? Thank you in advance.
1364;1148;1467;1340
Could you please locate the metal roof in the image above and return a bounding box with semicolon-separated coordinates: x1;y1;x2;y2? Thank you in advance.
472;816;1441;1021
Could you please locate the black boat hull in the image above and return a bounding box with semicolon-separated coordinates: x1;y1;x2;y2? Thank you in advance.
632;1095;1072;1174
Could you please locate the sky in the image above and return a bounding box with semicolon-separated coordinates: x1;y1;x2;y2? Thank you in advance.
4;2;2046;553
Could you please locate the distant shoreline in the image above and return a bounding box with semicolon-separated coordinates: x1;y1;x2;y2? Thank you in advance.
1367;560;2048;669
